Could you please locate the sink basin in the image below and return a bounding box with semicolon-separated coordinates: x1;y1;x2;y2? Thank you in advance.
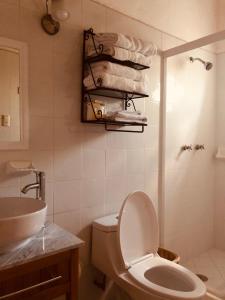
0;197;47;253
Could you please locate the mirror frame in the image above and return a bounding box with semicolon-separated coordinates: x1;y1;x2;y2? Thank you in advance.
0;37;28;150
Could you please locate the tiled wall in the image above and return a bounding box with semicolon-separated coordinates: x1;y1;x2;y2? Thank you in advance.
0;1;161;299
0;0;219;298
215;52;225;251
164;44;217;261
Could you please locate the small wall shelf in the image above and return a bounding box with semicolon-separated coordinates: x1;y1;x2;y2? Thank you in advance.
81;28;149;133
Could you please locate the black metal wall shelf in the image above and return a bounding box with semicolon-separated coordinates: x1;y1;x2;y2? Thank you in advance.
81;28;149;133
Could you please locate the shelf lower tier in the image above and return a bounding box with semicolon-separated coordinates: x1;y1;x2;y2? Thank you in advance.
82;119;147;133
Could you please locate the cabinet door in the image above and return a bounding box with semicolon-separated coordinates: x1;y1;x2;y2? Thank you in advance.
0;252;70;299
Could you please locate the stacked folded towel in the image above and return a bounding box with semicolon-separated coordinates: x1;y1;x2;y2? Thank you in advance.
105;110;147;124
84;31;157;95
93;32;157;56
89;61;145;81
87;45;152;66
86;32;157;63
83;67;148;95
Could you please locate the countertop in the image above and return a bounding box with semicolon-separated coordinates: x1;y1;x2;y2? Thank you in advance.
0;223;84;272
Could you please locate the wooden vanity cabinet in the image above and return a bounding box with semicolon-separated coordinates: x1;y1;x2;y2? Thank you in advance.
0;248;79;300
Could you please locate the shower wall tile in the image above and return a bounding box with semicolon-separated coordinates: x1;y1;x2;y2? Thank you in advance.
164;41;216;259
216;53;225;250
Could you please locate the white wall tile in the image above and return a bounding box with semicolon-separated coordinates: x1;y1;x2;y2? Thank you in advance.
126;149;145;175
0;186;20;197
30;117;54;150
83;150;105;179
54;210;81;235
54;119;83;150
106;149;126;177
81;178;105;208
105;176;127;214
54;180;81;214
54;148;83;181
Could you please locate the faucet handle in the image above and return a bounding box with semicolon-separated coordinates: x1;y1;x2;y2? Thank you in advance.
181;145;192;151
195;144;205;150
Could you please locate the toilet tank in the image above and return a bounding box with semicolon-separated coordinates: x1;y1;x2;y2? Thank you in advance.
92;214;121;277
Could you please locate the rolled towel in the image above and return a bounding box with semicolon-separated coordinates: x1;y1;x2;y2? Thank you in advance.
93;32;157;57
91;61;145;82
86;45;152;67
83;72;148;95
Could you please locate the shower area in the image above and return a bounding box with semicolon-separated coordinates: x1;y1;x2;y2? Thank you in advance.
159;30;225;299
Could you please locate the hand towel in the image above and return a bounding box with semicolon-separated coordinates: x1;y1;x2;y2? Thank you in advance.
93;32;157;57
90;61;145;82
86;45;152;67
83;72;148;95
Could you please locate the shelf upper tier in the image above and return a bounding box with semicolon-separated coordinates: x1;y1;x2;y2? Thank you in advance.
84;87;149;99
85;54;150;70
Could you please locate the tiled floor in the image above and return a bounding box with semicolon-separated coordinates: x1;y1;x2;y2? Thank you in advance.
182;249;225;299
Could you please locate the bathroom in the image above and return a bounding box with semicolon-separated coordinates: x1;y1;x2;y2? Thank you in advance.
0;0;225;299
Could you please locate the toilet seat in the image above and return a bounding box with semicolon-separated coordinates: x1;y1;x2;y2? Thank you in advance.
117;191;206;299
128;256;205;299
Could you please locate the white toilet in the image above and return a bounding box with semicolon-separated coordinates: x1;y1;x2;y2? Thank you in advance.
92;191;206;300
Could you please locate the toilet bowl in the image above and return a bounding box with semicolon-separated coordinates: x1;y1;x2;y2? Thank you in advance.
92;191;206;300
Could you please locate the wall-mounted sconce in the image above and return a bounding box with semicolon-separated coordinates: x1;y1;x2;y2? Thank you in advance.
41;0;70;35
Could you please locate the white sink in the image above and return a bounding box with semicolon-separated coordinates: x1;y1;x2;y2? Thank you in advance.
0;197;47;253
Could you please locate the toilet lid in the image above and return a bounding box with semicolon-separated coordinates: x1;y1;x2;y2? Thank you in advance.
117;191;159;268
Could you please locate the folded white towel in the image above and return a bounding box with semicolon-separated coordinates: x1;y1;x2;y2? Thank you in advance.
104;110;147;123
117;111;147;121
87;45;152;67
83;72;148;95
91;61;145;82
94;32;157;57
114;117;147;124
117;110;142;116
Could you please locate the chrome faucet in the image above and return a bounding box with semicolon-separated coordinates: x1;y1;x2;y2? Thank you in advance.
21;171;45;202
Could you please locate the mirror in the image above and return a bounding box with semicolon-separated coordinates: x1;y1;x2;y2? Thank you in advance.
0;37;28;150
